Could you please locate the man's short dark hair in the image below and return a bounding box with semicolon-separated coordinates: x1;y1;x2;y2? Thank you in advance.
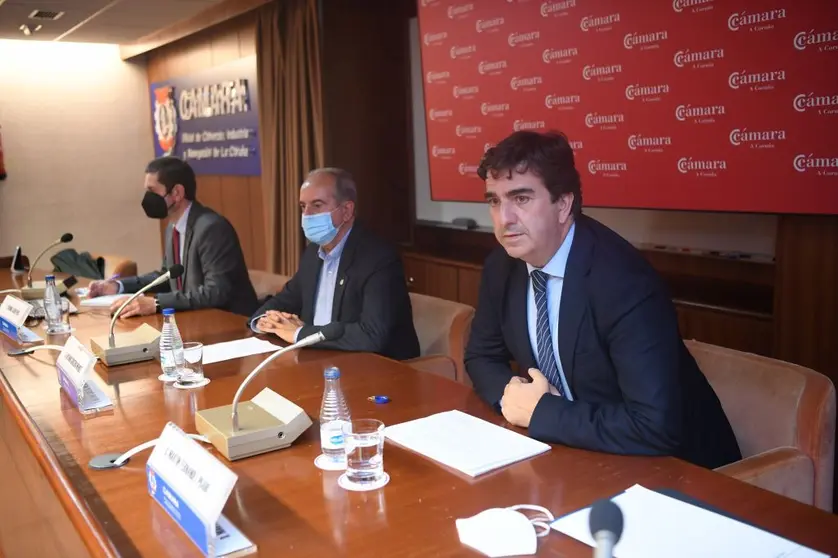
478;130;582;216
145;156;197;201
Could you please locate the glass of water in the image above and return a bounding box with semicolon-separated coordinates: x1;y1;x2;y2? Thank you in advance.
178;342;204;385
45;298;71;335
342;418;385;485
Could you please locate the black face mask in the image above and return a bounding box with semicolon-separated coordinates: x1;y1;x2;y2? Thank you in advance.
142;191;173;219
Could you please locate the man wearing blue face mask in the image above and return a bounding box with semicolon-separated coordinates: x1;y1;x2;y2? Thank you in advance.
248;168;420;360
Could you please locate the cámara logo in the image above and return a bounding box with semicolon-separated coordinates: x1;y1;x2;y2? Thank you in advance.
624;30;668;49
456;125;482;137
729;128;786;149
625;83;670;101
545;93;581;109
675;103;726;123
476;18;505;33
583;63;622;81
628;134;672;152
794;29;838;51
677;157;727;176
423;31;447;45
508;31;540;47
431;146;455;158
587;160;627;176
728;9;786;32
478;60;508;75
448;3;474;19
793;153;838;174
585;112;625;129
426;71;450;84
541;0;576;17
543;47;579;64
513;120;546;131
510;76;543;91
793;92;838;114
673;0;714;13
453;85;479;99
450;45;477;59
673;48;724;68
580;13;620;32
458;163;479;176
481;102;510;116
728;69;786;91
428;109;453;121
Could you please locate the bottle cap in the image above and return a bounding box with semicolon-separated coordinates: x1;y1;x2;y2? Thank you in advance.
45;274;55;280
162;308;175;316
324;366;340;380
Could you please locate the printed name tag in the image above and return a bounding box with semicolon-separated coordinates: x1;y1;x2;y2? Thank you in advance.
147;422;239;555
56;336;111;413
0;295;33;338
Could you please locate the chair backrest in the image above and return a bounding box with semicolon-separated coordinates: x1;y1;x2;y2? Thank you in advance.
685;339;836;509
90;253;137;280
409;292;475;384
249;270;291;301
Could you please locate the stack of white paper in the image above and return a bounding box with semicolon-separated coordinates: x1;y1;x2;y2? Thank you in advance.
79;294;123;308
202;337;281;365
551;484;829;558
384;410;551;477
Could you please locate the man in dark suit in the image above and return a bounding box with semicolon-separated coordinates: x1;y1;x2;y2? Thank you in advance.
465;130;741;469
249;168;420;360
88;156;258;317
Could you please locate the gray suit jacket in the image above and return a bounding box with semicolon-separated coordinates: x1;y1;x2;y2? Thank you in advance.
120;202;258;316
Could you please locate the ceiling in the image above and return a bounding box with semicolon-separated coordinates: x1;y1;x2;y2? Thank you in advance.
0;0;225;44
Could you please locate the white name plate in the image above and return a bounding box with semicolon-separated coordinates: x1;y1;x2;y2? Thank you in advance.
0;295;33;340
56;336;111;414
147;422;254;556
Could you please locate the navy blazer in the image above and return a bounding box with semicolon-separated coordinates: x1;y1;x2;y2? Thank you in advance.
250;224;420;361
464;214;741;469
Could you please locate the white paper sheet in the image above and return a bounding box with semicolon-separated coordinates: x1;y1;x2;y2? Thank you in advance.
384;410;551;477
79;294;123;307
551;484;829;558
202;337;281;365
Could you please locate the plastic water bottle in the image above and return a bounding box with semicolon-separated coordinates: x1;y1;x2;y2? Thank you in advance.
319;367;351;462
159;308;184;379
43;275;68;334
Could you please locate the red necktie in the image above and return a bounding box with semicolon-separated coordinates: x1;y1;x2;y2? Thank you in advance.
172;228;183;291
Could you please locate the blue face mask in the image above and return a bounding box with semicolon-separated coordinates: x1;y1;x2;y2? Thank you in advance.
301;207;341;245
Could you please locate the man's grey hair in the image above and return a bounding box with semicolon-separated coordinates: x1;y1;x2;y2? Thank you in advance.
307;167;357;204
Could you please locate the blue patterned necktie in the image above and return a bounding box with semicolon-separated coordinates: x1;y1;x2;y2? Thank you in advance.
531;269;565;396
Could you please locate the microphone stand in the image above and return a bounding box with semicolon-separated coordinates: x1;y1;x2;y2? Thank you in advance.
27;237;70;287
230;331;326;431
108;271;172;348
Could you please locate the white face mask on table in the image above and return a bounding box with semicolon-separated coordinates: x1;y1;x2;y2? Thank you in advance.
455;504;555;557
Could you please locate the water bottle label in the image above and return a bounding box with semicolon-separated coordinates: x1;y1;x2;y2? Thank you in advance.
320;422;348;450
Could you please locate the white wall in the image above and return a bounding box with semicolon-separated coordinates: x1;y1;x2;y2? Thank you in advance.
409;19;778;257
0;40;160;273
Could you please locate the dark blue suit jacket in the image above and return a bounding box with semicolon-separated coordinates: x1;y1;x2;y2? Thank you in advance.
464;214;741;469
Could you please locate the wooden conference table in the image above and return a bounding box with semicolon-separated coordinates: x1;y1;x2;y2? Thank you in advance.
0;272;837;557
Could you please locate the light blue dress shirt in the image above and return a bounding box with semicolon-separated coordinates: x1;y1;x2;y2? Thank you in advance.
251;227;352;341
525;222;575;401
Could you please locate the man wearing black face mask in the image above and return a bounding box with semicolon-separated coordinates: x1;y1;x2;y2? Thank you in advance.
88;156;258;318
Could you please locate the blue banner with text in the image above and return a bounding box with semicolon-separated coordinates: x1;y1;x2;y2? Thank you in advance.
149;56;260;176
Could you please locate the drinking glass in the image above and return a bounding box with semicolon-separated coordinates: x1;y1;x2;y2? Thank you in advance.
342;419;385;485
178;342;204;385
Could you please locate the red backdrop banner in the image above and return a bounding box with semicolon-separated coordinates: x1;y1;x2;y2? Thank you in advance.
418;0;838;214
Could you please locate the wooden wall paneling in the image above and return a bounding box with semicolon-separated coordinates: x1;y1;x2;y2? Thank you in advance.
198;175;224;214
676;305;774;357
211;25;242;65
220;176;255;267
773;215;838;378
424;261;459;301
248;176;266;270
457;266;482;309
321;0;414;245
237;16;257;54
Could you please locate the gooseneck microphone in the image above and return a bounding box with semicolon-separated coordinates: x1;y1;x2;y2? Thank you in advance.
27;232;73;287
108;264;184;348
589;498;624;558
230;322;345;431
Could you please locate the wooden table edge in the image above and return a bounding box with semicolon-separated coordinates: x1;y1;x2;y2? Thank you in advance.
0;367;118;558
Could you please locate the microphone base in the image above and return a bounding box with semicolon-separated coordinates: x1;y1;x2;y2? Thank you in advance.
89;323;161;367
19;282;68;301
195;388;312;461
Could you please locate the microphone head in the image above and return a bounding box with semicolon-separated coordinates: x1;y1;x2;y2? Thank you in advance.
168;264;185;279
589;499;624;542
320;322;345;341
60;233;74;243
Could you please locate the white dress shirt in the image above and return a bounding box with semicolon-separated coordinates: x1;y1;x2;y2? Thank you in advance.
525;222;575;400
